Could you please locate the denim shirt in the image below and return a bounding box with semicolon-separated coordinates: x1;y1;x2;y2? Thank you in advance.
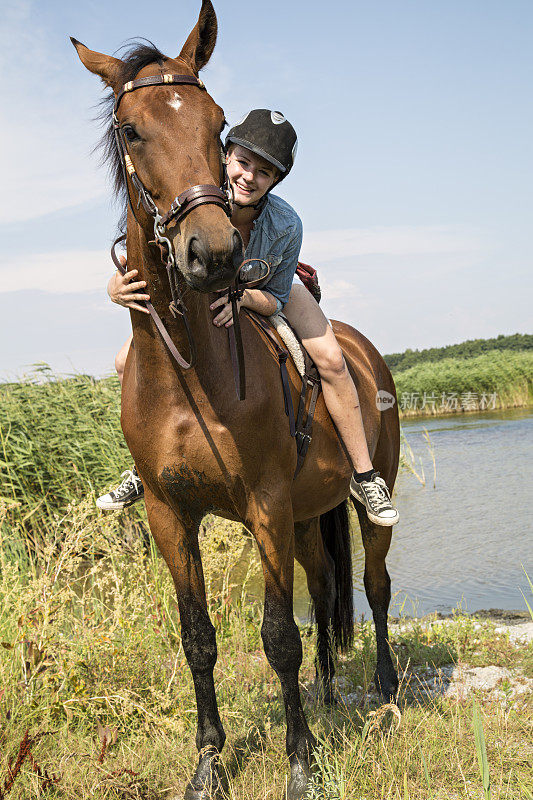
244;193;303;309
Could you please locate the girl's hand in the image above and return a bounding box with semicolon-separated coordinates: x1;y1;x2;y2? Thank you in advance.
210;294;242;327
107;256;150;314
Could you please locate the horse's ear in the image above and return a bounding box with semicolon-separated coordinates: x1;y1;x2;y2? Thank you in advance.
178;0;218;73
70;38;123;90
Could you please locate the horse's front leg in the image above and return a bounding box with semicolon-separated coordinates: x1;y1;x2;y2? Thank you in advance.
247;493;316;800
144;489;224;800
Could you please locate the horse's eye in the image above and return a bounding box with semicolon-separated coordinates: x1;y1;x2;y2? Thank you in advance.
122;125;139;142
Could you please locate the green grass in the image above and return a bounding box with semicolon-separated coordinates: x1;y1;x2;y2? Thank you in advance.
0;366;135;544
0;366;532;797
393;349;533;416
0;500;531;799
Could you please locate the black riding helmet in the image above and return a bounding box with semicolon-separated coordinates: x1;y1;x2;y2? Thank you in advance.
225;109;298;183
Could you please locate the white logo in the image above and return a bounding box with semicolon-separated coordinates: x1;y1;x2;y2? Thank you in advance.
375;390;396;411
271;111;286;124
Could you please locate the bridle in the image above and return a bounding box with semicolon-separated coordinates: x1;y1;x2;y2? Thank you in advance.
111;72;247;397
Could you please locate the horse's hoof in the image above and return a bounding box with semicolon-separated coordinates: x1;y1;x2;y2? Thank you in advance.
183;752;222;800
184;781;222;800
374;668;399;703
285;758;312;800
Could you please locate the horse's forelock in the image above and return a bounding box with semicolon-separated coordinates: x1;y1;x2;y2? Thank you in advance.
95;40;167;232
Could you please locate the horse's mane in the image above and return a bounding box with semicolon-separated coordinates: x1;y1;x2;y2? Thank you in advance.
96;40;166;232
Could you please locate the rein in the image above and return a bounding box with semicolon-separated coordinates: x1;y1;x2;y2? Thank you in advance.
112;72;247;396
111;234;197;370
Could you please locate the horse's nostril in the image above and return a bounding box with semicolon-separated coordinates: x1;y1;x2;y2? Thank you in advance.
187;237;207;276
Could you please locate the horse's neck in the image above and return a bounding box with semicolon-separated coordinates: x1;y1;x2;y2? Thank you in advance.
127;227;217;383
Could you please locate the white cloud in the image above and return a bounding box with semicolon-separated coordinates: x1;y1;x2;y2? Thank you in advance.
320;277;365;302
0;249;110;294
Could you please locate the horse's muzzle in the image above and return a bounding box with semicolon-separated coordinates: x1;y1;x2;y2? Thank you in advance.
182;230;242;292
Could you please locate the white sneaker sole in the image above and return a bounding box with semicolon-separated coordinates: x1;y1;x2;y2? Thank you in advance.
95;495;144;511
366;508;400;527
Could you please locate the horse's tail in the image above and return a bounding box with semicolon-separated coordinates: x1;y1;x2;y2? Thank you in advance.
319;500;354;652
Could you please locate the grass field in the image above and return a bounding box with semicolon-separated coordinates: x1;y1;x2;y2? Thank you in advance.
0;361;532;798
392;350;533;416
1;501;532;799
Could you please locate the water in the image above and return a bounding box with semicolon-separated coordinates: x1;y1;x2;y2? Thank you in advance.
264;408;533;620
382;407;533;616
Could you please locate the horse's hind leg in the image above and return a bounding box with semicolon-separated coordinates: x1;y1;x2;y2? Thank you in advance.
353;502;399;701
144;489;225;800
294;518;337;705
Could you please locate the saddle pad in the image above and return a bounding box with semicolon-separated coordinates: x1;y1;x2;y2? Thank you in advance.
268;313;305;377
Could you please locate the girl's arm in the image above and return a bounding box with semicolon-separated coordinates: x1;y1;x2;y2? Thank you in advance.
210;288;277;328
241;288;277;316
210;215;303;327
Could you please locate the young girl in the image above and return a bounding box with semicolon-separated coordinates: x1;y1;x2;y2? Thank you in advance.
97;109;399;526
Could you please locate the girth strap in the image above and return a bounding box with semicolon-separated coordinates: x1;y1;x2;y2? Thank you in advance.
245;311;297;437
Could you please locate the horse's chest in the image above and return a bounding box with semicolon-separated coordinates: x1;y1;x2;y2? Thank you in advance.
158;462;234;524
139;414;247;519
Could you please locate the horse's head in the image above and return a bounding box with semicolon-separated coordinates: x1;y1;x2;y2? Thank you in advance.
72;0;242;292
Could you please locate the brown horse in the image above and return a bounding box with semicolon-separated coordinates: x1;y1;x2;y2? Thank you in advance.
73;3;400;797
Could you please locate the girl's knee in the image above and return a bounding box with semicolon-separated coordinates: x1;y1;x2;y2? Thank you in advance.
115;350;127;378
314;344;346;380
115;335;133;380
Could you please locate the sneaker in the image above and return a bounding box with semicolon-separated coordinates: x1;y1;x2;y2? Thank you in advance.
350;471;399;526
96;466;144;510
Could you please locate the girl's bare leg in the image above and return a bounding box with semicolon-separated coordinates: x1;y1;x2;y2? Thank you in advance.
282;285;373;473
96;333;142;510
115;334;133;387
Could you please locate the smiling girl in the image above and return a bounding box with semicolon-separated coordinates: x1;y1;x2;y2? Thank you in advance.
97;109;399;527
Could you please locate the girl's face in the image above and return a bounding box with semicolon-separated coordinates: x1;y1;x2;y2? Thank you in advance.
226;145;279;206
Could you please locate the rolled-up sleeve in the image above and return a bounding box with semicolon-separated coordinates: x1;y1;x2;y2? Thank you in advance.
262;217;303;308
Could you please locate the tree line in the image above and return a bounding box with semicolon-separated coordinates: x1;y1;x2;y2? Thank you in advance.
384;333;532;374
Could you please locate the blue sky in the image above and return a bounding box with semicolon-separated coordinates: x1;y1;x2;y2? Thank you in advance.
1;0;531;378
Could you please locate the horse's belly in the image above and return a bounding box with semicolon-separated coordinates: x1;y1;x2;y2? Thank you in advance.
291;411;352;520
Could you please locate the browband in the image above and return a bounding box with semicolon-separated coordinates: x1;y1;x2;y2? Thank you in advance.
114;73;205;114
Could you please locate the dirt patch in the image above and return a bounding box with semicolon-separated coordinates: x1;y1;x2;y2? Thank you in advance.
337;612;533;707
